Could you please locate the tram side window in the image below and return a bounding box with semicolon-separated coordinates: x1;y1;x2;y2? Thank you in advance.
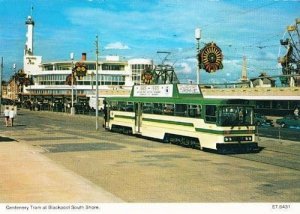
118;102;134;112
290;101;300;110
143;103;154;114
205;105;217;122
256;101;271;109
272;101;288;110
163;104;174;115
175;104;187;117
117;102;126;111
187;105;202;118
109;101;118;110
153;103;163;114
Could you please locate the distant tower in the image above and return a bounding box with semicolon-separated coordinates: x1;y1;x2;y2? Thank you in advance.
240;56;249;82
23;7;42;77
25;14;34;56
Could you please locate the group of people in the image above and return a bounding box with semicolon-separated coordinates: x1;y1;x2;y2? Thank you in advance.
3;106;16;127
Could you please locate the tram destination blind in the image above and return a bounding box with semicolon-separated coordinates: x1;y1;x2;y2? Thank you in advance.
133;84;173;97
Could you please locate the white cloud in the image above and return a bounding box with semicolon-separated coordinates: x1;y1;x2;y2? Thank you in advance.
178;62;192;74
104;42;130;50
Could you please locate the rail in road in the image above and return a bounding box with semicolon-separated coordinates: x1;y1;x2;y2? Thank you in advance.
229;148;300;172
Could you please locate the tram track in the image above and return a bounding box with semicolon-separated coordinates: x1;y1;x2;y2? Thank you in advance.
228;149;300;171
263;148;300;157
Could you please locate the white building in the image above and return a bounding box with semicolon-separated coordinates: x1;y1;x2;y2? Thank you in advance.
21;15;153;108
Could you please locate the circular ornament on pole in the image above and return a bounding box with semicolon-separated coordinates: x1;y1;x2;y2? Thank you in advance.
15;69;27;85
73;62;88;79
198;42;223;73
142;69;154;84
65;73;77;86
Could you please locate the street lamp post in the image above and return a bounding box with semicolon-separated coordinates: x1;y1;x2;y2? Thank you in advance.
95;35;99;130
195;28;201;85
13;63;17;102
70;52;75;115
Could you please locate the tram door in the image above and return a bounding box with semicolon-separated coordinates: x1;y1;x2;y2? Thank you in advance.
135;102;142;133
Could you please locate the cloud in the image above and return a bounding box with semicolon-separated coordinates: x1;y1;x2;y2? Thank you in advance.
177;62;192;74
104;42;130;50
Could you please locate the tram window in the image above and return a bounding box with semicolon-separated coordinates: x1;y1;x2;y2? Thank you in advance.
187;105;195;117
244;108;253;125
153;103;163;114
143;103;153;114
124;102;134;112
205;105;216;122
175;104;187;117
272;101;288;110
109;101;118;110
218;106;253;126
187;105;201;118
117;102;126;111
290;101;300;110
118;102;133;112
163;104;174;115
256;101;271;109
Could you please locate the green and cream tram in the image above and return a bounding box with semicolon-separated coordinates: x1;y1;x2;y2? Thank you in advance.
104;84;258;153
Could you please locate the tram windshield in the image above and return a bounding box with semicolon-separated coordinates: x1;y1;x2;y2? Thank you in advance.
218;106;253;126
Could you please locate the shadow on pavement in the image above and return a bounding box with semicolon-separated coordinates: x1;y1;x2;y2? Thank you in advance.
0;136;16;142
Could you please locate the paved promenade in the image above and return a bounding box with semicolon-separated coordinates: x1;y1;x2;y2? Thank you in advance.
0;110;122;203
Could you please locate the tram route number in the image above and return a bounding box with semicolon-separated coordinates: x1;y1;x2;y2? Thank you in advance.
272;204;291;210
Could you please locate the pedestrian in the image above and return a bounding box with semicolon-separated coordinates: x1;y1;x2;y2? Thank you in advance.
4;106;10;127
9;107;16;127
294;107;299;118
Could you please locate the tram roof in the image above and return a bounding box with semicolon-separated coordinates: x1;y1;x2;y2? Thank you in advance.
105;84;251;105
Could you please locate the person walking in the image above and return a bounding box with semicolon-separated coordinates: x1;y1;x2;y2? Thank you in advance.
4;106;10;127
9;107;16;127
294;107;299;118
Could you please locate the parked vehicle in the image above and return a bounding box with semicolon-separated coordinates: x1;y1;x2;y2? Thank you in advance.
276;115;300;128
254;113;273;126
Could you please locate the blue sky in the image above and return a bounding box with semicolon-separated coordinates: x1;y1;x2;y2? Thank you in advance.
0;0;299;83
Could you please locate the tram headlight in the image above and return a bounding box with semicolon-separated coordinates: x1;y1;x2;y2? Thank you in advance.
224;137;232;142
244;136;252;141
